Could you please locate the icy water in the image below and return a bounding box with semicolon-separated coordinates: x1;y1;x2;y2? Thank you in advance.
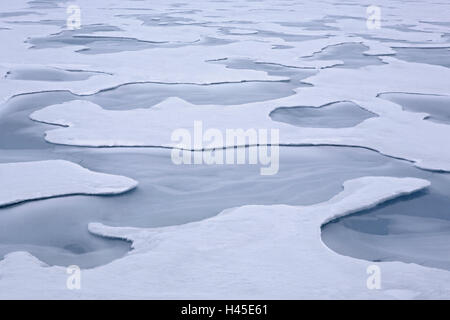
213;43;385;73
1;6;449;272
320;96;450;271
27;24;167;54
392;47;450;69
379;93;450;125
27;23;236;54
1;141;450;269
5;66;104;82
0;78;300;150
1;55;450;270
304;43;385;68
0;69;303;268
270;101;376;128
322;185;450;271
1;83;450;269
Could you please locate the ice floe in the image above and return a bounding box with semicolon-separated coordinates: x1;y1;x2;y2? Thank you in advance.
4;65;107;82
379;92;450;125
0;160;137;207
3;144;448;270
1;0;448;104
2;0;450;299
30;57;450;172
270;101;377;128
1;177;450;299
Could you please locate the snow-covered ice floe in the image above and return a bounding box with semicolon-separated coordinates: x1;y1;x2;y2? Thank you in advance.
1;0;450;300
30;59;450;172
1;176;449;299
0;160;137;207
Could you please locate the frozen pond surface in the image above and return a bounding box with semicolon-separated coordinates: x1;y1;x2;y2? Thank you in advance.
270;101;376;128
27;24;167;54
87;80;298;109
212;58;316;85
1;141;450;269
5;66;104;82
0;11;40;18
322;183;450;271
1;46;449;270
1;0;450;278
117;13;202;27
305;43;384;68
0;77;300;150
0;71;299;268
392;47;450;68
29;34;168;54
27;23;235;54
379;92;450;125
221;28;326;43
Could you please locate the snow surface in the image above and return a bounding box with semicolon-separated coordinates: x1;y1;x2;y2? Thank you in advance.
1;0;450;299
0;0;448;103
31;59;450;172
0;160;137;207
19;0;449;171
1;176;449;299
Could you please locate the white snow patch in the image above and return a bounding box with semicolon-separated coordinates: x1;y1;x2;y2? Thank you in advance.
30;58;450;173
1;177;449;299
0;160;138;207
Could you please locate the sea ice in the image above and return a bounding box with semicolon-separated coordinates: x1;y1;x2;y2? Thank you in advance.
2;177;449;299
1;0;450;300
0;160;137;207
